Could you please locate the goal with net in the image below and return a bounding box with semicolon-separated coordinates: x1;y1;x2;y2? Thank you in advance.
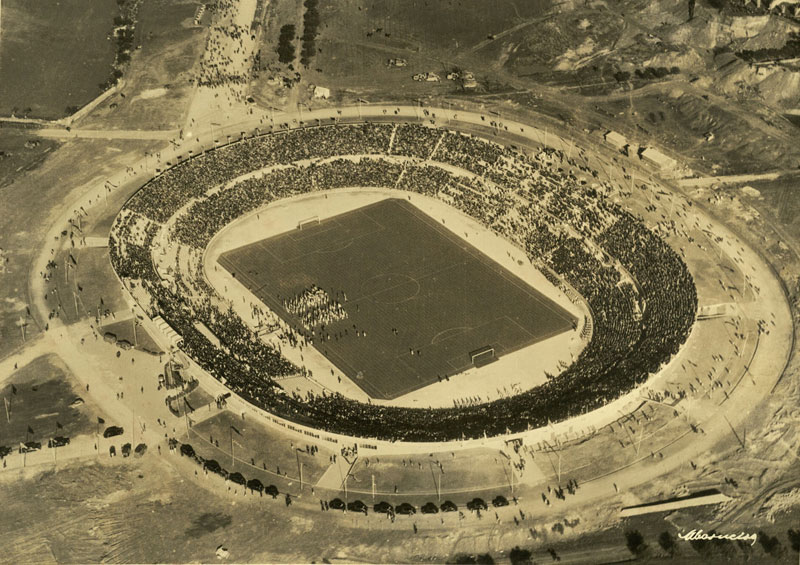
297;216;320;230
469;345;496;367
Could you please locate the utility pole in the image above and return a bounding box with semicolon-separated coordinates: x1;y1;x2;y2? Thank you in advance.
230;426;234;468
296;449;303;490
723;414;746;449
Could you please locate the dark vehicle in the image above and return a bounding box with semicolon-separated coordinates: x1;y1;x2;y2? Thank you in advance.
0;446;12;458
134;443;147;457
109;445;116;456
265;484;279;498
246;478;264;494
179;443;196;458
103;426;124;438
396;502;416;515
421;502;439;514
440;500;458;512
48;436;70;448
19;441;41;453
467;498;488;511
204;459;227;478
347;500;368;514
373;501;394;515
228;472;246;486
329;498;346;511
492;495;509;507
121;443;132;457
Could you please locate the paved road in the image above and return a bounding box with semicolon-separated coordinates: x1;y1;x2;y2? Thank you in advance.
676;170;800;188
35;128;179;140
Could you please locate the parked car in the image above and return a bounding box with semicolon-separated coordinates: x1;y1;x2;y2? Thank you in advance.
347;500;368;514
48;436;70;448
0;446;12;458
421;502;440;514
134;443;147;457
440;500;458;512
121;443;132;457
228;472;246;486
329;498;346;511
103;426;124;438
373;501;394;515
396;502;417;515
467;498;488;511
180;443;196;458
246;478;264;494
19;441;41;453
264;484;279;498
492;495;510;507
203;459;227;478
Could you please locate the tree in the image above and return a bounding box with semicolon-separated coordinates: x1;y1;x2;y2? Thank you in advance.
758;531;784;558
625;530;647;556
508;546;532;564
788;529;800;553
658;531;677;556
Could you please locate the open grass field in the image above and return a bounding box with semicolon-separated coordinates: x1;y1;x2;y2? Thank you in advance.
0;128;60;190
0;0;118;119
0;354;94;448
219;198;575;399
81;0;207;130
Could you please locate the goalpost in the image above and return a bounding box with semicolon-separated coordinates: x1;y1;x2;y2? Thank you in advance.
297;215;320;230
469;345;496;367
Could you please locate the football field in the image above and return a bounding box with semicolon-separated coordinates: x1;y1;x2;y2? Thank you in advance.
218;198;576;399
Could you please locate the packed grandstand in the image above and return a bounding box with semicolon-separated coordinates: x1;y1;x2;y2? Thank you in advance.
109;121;697;442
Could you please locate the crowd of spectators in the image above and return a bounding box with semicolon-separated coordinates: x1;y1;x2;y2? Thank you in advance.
110;121;697;442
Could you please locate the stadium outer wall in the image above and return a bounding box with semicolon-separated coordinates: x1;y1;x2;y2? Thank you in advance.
117;110;705;456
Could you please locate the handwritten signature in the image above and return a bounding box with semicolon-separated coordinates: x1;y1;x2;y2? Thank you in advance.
678;529;757;546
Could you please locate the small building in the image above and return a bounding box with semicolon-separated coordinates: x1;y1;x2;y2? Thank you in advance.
639;146;678;171
153;315;183;349
424;72;441;82
387;58;407;67
603;130;628;152
313;86;330;99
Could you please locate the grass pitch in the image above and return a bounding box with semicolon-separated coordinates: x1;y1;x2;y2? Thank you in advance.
219;198;575;400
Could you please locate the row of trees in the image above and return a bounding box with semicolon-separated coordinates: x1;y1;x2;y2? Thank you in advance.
300;0;320;68
97;0;138;95
277;24;296;64
613;66;680;83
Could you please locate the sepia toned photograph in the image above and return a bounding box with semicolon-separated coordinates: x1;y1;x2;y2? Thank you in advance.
0;0;799;562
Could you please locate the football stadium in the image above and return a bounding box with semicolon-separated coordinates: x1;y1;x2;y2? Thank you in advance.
4;0;800;558
110;116;699;444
